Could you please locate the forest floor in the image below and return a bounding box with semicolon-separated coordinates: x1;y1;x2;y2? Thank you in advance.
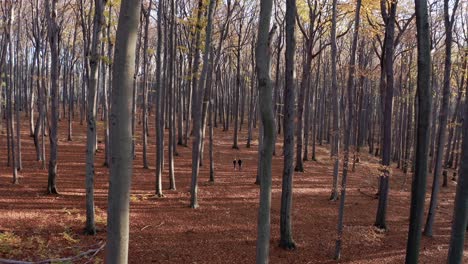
0;117;466;264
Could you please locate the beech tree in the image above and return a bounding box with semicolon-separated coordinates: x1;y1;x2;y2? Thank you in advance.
334;0;361;260
105;0;141;262
45;0;60;195
405;0;431;261
84;0;107;236
279;0;296;251
424;0;460;237
255;0;275;262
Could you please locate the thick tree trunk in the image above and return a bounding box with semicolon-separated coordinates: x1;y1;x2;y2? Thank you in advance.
255;1;275;262
105;0;140;262
279;0;296;250
375;0;397;229
405;0;431;261
46;0;60;195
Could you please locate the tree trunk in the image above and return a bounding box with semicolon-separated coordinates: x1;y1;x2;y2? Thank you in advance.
190;0;216;209
424;0;459;237
142;0;152;169
279;0;296;250
85;0;106;236
255;1;275;262
375;0;397;229
105;0;140;262
168;0;176;190
46;0;60;195
329;0;340;201
155;0;164;197
404;0;431;261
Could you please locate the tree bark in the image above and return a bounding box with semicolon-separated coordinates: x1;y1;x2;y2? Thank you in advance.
405;0;431;261
279;0;296;250
424;0;460;237
190;0;216;209
255;1;275;262
105;0;141;262
334;0;361;259
46;0;60;195
85;0;106;235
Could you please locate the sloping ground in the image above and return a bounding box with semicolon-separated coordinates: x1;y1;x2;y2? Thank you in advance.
0;117;466;263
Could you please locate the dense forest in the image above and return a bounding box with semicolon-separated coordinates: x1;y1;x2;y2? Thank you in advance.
0;0;467;263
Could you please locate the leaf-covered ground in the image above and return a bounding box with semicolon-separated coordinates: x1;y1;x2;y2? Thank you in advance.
0;118;466;263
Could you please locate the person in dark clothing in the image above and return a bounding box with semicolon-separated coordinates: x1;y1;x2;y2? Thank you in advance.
237;159;243;171
233;159;237;170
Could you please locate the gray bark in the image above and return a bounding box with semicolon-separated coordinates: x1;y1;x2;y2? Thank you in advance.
105;0;141;262
255;0;275;262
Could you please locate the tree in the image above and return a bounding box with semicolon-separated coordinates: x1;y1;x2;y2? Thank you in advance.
447;61;468;263
375;0;398;229
334;0;361;260
85;0;107;236
141;0;152;169
105;0;141;262
45;0;60;195
329;0;340;201
189;0;216;209
155;0;164;197
279;0;296;251
405;0;431;261
255;0;275;262
424;0;460;237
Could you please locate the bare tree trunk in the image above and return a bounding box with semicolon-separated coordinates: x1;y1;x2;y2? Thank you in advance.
85;0;106;235
105;0;141;262
46;0;60;195
375;0;397;229
141;0;152;169
329;0;340;201
424;0;460;237
155;0;164;197
279;0;296;250
232;22;242;150
405;0;431;261
334;0;361;259
255;1;275;262
168;0;176;190
190;0;216;209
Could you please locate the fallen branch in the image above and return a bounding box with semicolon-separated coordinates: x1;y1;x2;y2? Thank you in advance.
0;241;106;264
358;188;378;199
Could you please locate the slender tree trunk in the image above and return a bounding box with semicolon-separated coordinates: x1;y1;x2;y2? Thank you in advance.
155;0;164;197
85;0;106;235
190;0;216;209
424;0;460;237
329;0;340;201
334;0;361;259
141;1;152;169
168;0;176;190
46;0;59;195
232;23;242;150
